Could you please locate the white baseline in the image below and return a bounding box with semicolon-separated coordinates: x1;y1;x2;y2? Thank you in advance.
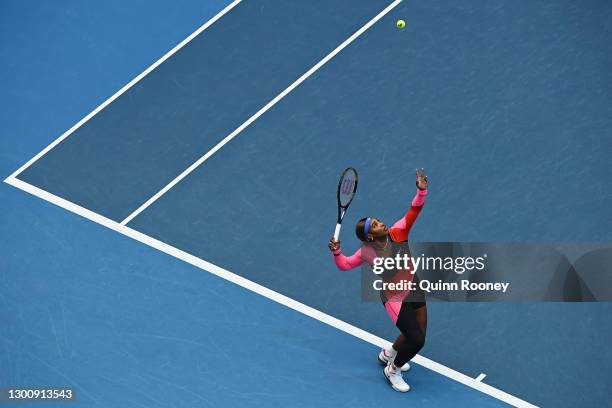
4;177;538;408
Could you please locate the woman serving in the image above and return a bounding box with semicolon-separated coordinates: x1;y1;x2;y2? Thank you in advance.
328;169;429;393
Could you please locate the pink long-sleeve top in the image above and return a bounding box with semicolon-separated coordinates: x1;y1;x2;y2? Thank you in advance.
331;188;427;270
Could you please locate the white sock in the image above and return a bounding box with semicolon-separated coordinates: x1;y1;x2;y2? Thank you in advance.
385;345;398;359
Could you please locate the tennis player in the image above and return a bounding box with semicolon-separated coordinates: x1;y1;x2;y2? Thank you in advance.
328;169;428;392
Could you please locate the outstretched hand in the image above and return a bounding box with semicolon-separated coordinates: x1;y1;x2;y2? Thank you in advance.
416;168;428;190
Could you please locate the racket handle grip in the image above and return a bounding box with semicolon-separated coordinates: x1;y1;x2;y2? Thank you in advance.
333;223;341;240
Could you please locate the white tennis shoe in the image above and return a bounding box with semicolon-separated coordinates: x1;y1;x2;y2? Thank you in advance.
383;363;411;392
378;349;410;372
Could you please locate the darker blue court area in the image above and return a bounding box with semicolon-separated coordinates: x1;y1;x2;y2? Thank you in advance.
3;0;612;407
17;0;391;222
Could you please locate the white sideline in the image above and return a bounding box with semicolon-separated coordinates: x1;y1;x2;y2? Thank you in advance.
4;177;538;408
5;0;243;182
119;0;403;225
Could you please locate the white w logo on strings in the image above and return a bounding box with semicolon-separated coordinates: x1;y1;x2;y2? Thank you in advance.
341;179;354;195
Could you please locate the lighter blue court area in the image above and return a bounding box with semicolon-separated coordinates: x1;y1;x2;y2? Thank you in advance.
0;189;505;408
2;0;612;407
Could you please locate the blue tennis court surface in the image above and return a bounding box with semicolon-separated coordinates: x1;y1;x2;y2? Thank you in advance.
2;0;612;407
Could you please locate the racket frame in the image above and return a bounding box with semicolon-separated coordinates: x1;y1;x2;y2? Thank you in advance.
334;167;358;240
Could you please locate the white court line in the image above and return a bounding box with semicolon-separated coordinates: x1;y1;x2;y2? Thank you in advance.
119;0;403;225
476;373;487;382
4;0;243;183
4;1;535;405
5;177;538;408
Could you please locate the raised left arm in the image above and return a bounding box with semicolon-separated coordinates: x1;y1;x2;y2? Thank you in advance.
389;169;428;242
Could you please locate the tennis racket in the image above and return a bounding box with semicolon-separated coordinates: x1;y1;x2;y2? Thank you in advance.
334;167;358;240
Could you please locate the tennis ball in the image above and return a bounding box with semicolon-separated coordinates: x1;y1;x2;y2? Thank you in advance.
396;19;406;29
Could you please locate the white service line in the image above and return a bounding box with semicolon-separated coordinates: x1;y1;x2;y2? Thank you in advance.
119;0;403;226
5;0;243;182
4;177;538;408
